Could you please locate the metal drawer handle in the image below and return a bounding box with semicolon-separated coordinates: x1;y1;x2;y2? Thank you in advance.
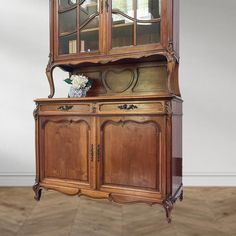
118;104;138;111
57;105;73;111
90;144;94;162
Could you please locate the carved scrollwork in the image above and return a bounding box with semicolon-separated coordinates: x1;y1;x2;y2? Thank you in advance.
46;53;53;72
164;102;172;114
92;103;97;113
33;104;39;121
163;197;174;223
167;41;174;55
163;185;183;223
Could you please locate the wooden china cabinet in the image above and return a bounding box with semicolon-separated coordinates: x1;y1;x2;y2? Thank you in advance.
33;0;182;223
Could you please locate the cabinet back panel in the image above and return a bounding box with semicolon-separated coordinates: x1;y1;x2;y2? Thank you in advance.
77;62;168;97
134;66;168;92
43;119;89;182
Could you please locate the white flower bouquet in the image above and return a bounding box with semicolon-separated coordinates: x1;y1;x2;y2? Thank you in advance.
64;74;92;98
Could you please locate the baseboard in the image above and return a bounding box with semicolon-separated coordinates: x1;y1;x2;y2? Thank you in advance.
0;172;236;187
183;172;236;186
0;173;35;187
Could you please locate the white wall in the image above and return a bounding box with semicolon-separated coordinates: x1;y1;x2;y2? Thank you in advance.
0;0;235;186
180;0;236;185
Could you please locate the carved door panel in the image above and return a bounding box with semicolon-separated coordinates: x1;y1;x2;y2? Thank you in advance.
97;116;166;196
39;116;93;188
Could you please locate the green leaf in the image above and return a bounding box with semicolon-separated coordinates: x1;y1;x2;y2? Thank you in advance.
64;78;72;84
87;80;93;87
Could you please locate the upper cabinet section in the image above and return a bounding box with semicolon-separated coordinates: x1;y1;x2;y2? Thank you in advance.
51;0;179;64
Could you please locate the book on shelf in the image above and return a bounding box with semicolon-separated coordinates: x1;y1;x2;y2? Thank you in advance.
69;40;77;54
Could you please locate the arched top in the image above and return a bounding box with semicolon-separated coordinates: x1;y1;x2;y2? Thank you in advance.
100;119;162;133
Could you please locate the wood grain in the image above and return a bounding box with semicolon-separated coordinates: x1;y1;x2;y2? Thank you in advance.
34;0;182;223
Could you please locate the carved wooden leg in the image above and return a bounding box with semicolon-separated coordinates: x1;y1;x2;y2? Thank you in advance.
33;183;43;201
46;53;55;98
163;199;173;223
46;67;55;99
179;190;184;202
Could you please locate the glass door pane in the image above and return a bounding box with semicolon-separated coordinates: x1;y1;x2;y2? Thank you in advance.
59;0;77;10
79;0;100;53
111;0;161;49
59;9;77;34
58;0;78;55
112;14;134;48
58;0;100;55
59;33;77;54
136;0;161;45
80;16;99;52
112;0;134;48
137;0;160;19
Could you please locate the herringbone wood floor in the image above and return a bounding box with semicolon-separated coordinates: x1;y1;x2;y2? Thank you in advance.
0;188;235;236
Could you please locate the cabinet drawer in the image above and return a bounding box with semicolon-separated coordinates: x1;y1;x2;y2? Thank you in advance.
40;104;91;113
98;101;165;114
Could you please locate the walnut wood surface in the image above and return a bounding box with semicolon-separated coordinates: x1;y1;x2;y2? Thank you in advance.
34;0;182;223
99;117;162;191
41;117;91;182
34;96;183;222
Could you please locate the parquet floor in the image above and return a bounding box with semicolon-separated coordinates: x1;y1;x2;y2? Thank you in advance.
0;188;235;236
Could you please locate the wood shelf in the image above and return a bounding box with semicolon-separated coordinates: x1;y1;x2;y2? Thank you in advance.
59;30;77;37
35;94;181;103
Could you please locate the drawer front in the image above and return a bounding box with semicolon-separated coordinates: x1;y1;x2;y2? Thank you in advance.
98;101;166;114
40;104;92;113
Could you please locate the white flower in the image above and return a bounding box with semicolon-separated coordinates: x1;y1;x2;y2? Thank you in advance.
71;75;88;89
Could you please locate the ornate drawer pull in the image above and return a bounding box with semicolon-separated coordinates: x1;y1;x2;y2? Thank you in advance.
90;144;94;162
118;104;138;111
57;105;73;111
97;145;101;162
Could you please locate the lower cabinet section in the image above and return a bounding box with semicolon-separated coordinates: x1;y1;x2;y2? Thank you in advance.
33;97;183;223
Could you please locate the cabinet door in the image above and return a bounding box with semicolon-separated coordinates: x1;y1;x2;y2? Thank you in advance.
107;0;163;53
97;116;166;196
39;116;93;188
56;0;103;57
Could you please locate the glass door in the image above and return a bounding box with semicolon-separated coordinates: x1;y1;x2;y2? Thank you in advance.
110;0;161;49
58;0;101;56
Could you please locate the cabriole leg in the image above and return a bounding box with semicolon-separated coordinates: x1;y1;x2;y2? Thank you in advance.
33;183;43;201
179;190;184;202
163;199;173;223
